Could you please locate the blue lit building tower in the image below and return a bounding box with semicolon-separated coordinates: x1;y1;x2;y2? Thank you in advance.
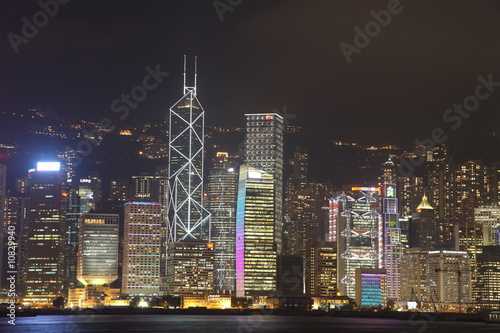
167;56;211;245
382;183;402;301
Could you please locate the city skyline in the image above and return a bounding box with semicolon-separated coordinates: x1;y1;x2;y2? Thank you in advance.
2;1;500;331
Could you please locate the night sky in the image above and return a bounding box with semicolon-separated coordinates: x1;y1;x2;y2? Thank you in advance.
2;0;500;150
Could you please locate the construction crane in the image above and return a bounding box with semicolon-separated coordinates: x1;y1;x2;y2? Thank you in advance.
410;288;421;310
429;288;438;313
434;262;471;315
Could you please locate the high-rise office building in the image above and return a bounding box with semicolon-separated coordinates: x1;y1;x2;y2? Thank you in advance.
399;216;410;250
131;175;167;203
427;161;455;247
166;57;213;296
110;178;131;202
380;157;397;185
355;268;387;309
475;205;500;246
66;176;104;290
410;196;437;250
317;245;337;297
206;152;239;294
131;175;154;201
69;213;120;307
22;162;67;307
476;246;500;310
400;248;429;305
454;160;492;228
381;183;402;301
287;183;329;257
398;175;424;217
426;250;472;312
330;187;382;298
167;57;210;245
58;149;79;180
165;240;215;297
236;165;277;297
244;113;284;254
77;214;119;286
284;146;309;256
122;201;162;296
68;177;102;215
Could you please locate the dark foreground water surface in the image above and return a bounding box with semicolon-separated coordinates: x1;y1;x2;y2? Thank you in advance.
1;314;499;333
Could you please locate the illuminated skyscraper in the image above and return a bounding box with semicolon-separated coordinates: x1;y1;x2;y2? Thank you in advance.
474;205;500;246
22;162;67;307
77;214;119;286
244;113;284;254
427;161;454;246
400;248;429;305
330;187;382;298
381;183;402;301
355;268;387;309
66;175;104;290
410;196;437;250
476;246;500;310
317;245;338;297
454;160;492;227
122;201;162;296
426;250;472;312
379;157;397;185
167;56;210;244
165;240;215;296
236;165;277;297
206;152;239;294
69;213;120;307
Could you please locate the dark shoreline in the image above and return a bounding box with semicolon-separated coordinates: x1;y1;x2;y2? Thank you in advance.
4;308;497;323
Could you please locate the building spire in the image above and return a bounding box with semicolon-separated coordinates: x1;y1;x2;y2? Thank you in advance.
417;195;433;211
183;55;197;95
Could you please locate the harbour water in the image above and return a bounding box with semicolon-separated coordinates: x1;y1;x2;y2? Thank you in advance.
1;314;499;333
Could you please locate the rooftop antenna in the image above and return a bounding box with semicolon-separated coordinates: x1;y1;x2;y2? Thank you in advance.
194;55;198;95
183;54;187;95
183;55;197;96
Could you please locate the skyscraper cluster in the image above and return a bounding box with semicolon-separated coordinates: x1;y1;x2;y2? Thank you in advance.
1;61;500;314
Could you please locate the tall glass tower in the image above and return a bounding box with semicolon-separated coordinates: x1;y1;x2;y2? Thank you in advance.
244;113;284;254
167;56;211;244
23;162;67;307
206;152;239;294
236;165;277;297
382;183;402;301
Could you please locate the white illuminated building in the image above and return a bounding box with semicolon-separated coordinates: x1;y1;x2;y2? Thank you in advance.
122;201;162;296
167;56;211;244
